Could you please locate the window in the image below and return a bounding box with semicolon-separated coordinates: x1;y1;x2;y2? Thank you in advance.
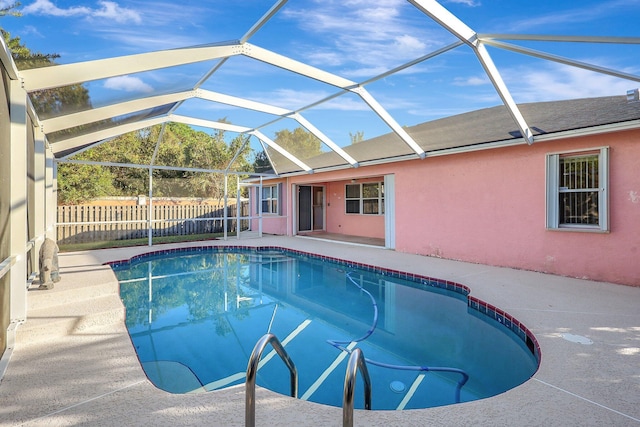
345;182;384;215
261;185;279;214
546;147;608;231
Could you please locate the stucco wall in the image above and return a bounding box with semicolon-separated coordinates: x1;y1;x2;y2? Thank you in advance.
324;180;385;239
258;129;640;286
393;130;640;286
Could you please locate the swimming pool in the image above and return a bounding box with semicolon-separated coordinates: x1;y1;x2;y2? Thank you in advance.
111;246;539;410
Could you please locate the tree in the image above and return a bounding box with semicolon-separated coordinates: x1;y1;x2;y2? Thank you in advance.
57;163;115;204
3;7;98;203
58;120;256;203
252;150;272;173
0;2;21;18
179;121;253;201
252;127;322;172
273;127;323;159
350;131;365;144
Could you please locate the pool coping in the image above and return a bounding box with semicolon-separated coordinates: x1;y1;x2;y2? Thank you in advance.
1;236;638;426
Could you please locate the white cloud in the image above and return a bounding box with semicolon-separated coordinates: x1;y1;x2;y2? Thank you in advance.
453;75;489;86
282;1;439;75
103;75;153;93
248;88;369;112
445;0;481;6
20;25;44;38
22;0;141;24
503;0;637;32
22;0;91;17
504;62;634;102
67;2;212;50
92;1;141;24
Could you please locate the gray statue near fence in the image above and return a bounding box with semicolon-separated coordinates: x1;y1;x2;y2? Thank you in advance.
39;238;61;289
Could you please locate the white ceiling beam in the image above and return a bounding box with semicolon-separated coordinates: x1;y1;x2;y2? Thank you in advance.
407;0;477;46
242;43;357;89
240;0;289;43
169;114;252;133
408;0;533;144
196;89;359;167
352;86;426;158
41;90;195;133
362;40;464;86
20;42;242;91
57;137;115;161
193;58;228;90
292;113;359;167
256;139;280;175
0;35;19;80
225;138;250;173
482;39;640;84
195;88;292;116
478;34;640;44
150;123;166;166
250;130;312;173
191;0;289;103
474;42;534;144
50;116;167;156
251;42;465;131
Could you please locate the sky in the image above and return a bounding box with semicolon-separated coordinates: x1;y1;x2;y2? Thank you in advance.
1;0;639;153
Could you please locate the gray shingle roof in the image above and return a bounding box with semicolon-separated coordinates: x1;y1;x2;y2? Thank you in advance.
270;95;640;175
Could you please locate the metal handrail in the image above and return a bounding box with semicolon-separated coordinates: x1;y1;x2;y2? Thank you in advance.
343;348;372;427
245;333;298;427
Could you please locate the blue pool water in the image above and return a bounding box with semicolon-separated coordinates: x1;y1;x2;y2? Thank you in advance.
111;247;539;410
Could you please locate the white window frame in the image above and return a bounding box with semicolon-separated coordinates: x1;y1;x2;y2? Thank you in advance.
345;182;384;215
261;184;279;215
546;147;609;232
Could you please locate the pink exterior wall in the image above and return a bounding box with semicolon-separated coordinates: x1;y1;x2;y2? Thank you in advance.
251;183;288;235
257;177;385;239
393;130;640;286
324;179;385;239
257;129;640;286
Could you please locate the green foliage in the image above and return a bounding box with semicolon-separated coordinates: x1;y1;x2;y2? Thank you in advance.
273;127;323;159
119;253;251;332
0;2;21;18
2;28;91;120
4;13;259;204
350;131;365;144
252;150;272;173
57;163;115;204
58;122;257;203
2;28;59;69
3;19;96;204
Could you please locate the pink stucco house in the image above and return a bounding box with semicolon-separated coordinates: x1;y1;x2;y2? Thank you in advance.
250;95;640;286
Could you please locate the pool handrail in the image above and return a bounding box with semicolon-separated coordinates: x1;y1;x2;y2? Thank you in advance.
245;333;298;427
343;348;372;427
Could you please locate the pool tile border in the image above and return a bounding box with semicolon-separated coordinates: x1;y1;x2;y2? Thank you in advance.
107;245;541;364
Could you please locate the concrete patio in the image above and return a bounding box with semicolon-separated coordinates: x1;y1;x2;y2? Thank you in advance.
0;236;638;426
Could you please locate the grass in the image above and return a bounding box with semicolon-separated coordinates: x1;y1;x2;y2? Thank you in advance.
58;232;232;252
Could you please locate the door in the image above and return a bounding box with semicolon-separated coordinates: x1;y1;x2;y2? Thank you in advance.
298;185;324;232
298;186;312;232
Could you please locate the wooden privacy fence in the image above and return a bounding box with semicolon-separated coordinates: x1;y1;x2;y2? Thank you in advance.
57;202;249;244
